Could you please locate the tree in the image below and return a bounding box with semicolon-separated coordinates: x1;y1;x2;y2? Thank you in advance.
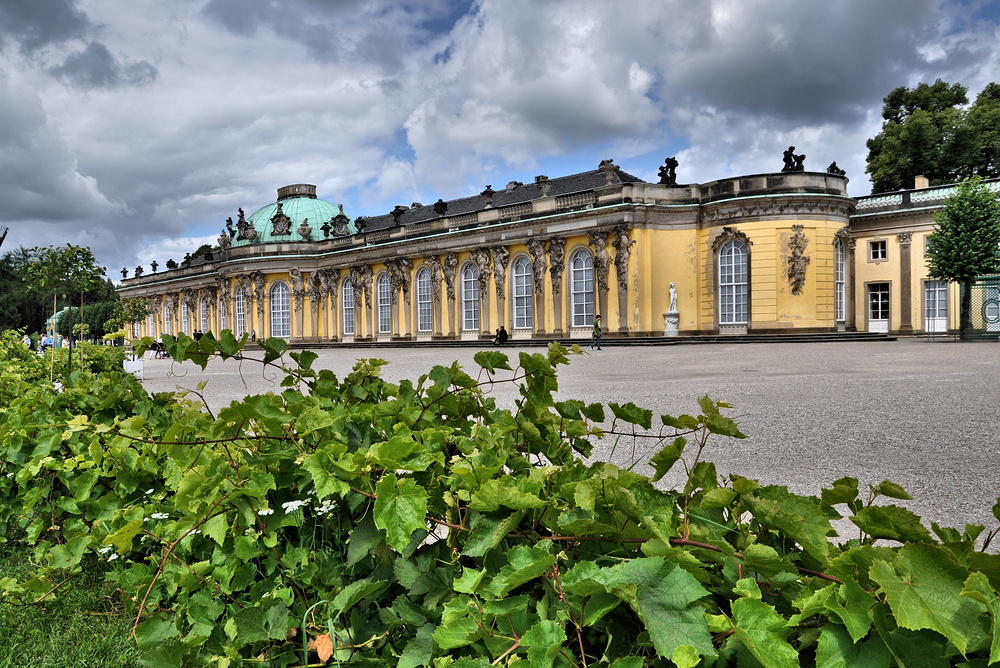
0;247;46;334
26;245;107;376
865;79;1000;193
926;177;1000;340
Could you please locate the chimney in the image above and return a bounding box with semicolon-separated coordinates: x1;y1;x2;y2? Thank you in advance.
914;175;930;189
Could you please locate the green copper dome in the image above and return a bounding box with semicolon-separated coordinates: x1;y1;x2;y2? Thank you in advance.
229;184;356;247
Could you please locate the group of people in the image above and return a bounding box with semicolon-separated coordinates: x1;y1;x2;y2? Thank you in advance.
23;334;60;351
490;316;603;350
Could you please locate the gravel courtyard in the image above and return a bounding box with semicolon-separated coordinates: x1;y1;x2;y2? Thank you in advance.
139;339;1000;539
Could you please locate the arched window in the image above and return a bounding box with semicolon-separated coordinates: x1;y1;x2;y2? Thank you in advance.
719;240;748;324
235;288;246;335
570;250;594;327
513;256;533;329
342;280;355;335
200;299;209;332
218;300;227;332
181;302;190;335
462;264;480;331
147;313;155;338
377;273;392;334
416;267;433;332
163;305;173;335
834;239;846;322
270;282;291;338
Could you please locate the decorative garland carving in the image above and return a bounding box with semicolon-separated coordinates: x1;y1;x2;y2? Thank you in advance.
443;253;458;301
612;226;636;291
588;231;612;292
547;237;566;296
712;227;752;252
398;257;413;301
702;201;853;223
349;266;364;309
307;271;322;303
834;226;852;245
525;238;547;297
471;248;492;295
896;231;913;245
786;225;810;296
386;261;403;306
361;265;373;309
425;256;444;305
288;267;305;314
490;246;509;301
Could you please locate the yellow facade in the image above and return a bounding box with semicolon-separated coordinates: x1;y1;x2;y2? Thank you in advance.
122;164;992;342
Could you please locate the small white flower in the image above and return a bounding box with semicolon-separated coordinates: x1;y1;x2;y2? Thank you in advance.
150;512;169;520
315;500;337;516
5;473;12;479
145;489;154;494
281;500;308;513
258;508;274;516
98;546;113;554
107;553;119;561
189;529;201;536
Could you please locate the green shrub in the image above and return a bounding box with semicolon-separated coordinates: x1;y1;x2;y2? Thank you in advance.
0;331;998;667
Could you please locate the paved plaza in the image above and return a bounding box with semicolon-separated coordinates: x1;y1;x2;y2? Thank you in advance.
139;339;1000;539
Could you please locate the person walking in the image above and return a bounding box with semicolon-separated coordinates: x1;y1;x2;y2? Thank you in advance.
591;314;602;350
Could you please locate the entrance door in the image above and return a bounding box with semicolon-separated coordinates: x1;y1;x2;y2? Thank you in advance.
868;283;890;333
924;280;948;333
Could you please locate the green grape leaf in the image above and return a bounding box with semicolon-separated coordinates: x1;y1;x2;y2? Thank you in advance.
649;437;685;482
373;473;428;553
960;572;1000;663
730;597;799;668
869;544;985;653
609;402;653;429
852;505;933;544
816;623;891;668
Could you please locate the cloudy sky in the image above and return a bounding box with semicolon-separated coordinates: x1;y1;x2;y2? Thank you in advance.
3;0;1000;277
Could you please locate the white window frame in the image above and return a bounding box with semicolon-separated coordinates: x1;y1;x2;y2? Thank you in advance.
270;282;291;338
163;305;173;335
869;239;887;261
342;280;355;335
235;288;246;336
416;268;433;332
377;273;392;334
219;300;227;332
462;264;480;331
181;302;190;335
834;239;846;322
925;279;948;332
200;299;209;332
513;256;533;329
571;250;594;327
718;239;748;325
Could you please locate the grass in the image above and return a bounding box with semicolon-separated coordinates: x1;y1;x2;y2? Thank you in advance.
0;540;141;668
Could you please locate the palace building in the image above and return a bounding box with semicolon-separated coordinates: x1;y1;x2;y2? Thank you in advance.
116;159;1000;343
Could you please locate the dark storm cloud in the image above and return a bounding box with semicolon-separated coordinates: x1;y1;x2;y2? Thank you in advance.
656;0;965;126
0;0;91;53
201;0;468;68
49;41;158;89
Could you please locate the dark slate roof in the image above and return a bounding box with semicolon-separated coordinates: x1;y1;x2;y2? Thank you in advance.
360;165;647;233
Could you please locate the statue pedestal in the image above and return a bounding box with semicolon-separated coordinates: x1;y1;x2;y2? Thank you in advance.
663;311;679;337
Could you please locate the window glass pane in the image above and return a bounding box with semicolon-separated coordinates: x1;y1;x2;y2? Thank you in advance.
270;283;290;338
719;240;747;324
378;275;392;333
417;268;432;332
342;282;355;334
463;266;479;330
513;257;533;329
571;251;594;326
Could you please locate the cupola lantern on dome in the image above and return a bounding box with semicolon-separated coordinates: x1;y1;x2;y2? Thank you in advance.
277;184;317;200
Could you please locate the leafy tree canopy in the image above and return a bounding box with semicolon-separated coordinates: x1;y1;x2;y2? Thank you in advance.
926;176;1000;339
865;79;1000;193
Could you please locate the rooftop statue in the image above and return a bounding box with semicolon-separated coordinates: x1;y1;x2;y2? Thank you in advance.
658;156;679;186
781;146;806;172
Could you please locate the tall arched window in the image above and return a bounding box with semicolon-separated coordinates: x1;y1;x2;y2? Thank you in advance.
570;250;594;327
719;240;748;324
147;313;155;338
513;256;533;329
181;302;190;335
218;301;227;332
270;282;291;338
462;264;480;331
377;274;392;333
163;305;173;335
834;239;846;322
235;288;246;335
416;267;432;332
342;280;355;335
200;299;209;332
